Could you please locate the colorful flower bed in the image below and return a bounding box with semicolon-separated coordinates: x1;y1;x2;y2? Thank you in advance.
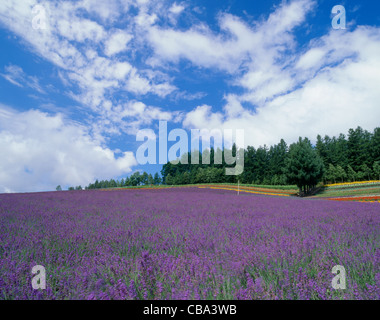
206;185;296;195
199;186;291;197
316;181;380;200
325;181;380;189
98;184;297;196
328;195;380;203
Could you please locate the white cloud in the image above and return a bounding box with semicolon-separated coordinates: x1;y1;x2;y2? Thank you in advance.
104;30;133;56
146;23;245;72
183;105;223;129
1;64;45;94
167;2;185;24
183;25;380;148
1;65;23;87
56;18;106;43
125;70;151;95
145;0;316;104
169;3;185;15
0;106;137;193
0;0;176;136
125;68;176;97
135;11;158;27
80;0;128;22
296;48;326;70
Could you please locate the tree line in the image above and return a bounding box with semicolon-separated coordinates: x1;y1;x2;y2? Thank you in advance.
160;126;380;193
62;126;380;194
62;171;163;191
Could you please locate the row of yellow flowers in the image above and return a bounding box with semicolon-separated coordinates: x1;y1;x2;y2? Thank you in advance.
198;186;290;197
325;180;380;188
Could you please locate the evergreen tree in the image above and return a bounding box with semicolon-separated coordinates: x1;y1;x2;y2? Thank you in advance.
242;146;256;184
147;174;154;185
195;168;207;184
347;127;373;171
255;145;269;184
161;162;178;184
268;139;288;178
347;165;357;182
153;173;162;185
335;165;347;183
335;134;349;168
316;135;327;163
285;137;324;194
373;162;380;180
165;173;174;185
141;172;149;185
359;164;372;181
326;164;337;184
372;128;380;162
182;171;191;184
130;172;141;186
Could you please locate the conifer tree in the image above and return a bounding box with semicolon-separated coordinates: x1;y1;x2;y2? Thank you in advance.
285;137;324;194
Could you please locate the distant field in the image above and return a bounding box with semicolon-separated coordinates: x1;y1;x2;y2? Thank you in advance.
102;183;298;191
112;181;380;201
95;181;380;201
314;181;380;202
99;183;299;197
1;188;378;300
213;183;298;191
316;188;380;198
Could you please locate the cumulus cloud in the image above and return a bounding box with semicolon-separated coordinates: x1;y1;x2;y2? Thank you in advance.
183;25;380;148
169;2;185;15
104;30;133;56
0;0;176;136
56;17;106;43
125;68;177;97
0;105;137;193
147;2;311;65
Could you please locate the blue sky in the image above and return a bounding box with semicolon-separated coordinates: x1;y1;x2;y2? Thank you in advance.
1;0;380;192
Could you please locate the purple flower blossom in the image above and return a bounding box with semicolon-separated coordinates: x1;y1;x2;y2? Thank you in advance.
0;188;379;299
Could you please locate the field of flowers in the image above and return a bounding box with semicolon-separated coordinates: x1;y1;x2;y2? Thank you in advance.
325;181;380;189
0;188;379;300
198;185;294;197
315;180;380;201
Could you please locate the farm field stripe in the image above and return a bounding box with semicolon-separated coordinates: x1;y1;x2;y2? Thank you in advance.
199;186;291;197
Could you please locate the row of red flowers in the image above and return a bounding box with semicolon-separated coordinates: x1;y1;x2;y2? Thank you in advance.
328;195;380;202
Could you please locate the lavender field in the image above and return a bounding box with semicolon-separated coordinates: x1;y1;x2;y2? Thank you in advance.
0;188;379;300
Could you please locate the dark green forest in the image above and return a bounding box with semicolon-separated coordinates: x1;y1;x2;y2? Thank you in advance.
68;126;380;193
159;126;380;189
